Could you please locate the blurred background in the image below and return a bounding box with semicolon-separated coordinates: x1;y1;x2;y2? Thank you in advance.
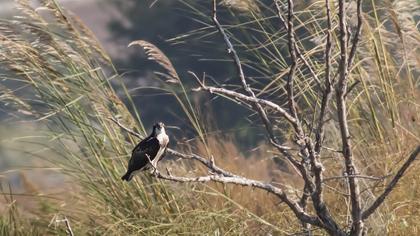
0;1;270;234
0;0;267;201
0;0;419;235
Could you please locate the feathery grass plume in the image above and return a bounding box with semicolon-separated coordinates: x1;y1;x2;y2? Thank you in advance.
127;40;209;145
65;11;112;64
128;40;180;84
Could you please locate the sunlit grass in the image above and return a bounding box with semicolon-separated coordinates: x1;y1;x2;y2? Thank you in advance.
0;0;418;235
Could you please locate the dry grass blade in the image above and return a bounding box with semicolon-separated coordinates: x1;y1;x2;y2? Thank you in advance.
0;0;419;235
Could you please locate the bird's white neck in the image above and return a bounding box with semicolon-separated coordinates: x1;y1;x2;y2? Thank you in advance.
156;127;168;146
155;127;166;136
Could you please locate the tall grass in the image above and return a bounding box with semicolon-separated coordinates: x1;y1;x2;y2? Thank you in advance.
0;0;256;234
0;0;419;235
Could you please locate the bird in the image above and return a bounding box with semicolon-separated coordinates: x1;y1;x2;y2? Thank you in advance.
121;122;169;181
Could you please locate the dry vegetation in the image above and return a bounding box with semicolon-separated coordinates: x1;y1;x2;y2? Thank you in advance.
0;0;419;235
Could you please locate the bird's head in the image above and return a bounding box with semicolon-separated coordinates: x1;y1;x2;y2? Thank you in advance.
153;122;166;136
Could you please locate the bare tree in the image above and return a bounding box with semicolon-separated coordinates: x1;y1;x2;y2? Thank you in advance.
116;1;420;235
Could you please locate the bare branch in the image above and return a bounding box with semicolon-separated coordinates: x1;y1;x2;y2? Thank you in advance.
362;145;420;220
210;1;314;189
337;0;363;234
166;149;237;177
310;1;334;219
153;169;322;227
281;3;344;234
281;0;315;163
315;0;333;154
344;80;361;98
211;0;278;145
211;3;316;184
348;0;363;70
299;184;312;235
193;79;311;180
274;0;321;86
110;116;324;230
110;116;308;206
193;84;297;125
285;0;298;122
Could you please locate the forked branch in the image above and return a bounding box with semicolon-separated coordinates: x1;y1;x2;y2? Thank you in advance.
362;145;420;220
117;0;416;235
211;0;277;145
110;117;321;227
336;0;363;234
153;169;322;226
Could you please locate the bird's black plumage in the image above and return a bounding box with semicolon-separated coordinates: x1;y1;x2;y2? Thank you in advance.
122;122;168;181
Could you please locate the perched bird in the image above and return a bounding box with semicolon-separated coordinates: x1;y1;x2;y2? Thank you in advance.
121;122;169;181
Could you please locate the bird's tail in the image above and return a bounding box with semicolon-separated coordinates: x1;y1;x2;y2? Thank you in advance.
121;171;132;181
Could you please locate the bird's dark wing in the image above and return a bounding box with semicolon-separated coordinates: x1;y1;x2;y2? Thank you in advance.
131;135;153;156
127;137;160;172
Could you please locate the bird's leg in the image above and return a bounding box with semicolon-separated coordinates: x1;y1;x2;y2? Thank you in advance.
145;154;157;175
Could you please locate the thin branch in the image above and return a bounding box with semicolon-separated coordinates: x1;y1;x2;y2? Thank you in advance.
153;169;322;227
212;1;247;96
362;145;420;220
274;0;321;86
282;0;314;165
344;79;360;98
337;0;363;234
282;2;343;235
166;149;237;177
285;0;298;122
315;0;333;154
110;116;300;183
193;84;297;125
282;0;315;166
211;1;312;187
211;2;313;184
109;115;301;189
348;0;363;70
310;0;334;219
299;184;312;235
193;77;311;179
211;0;277;145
